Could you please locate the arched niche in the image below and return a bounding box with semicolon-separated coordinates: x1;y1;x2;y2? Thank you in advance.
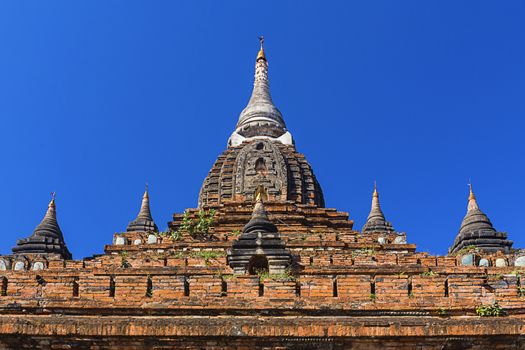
248;255;269;275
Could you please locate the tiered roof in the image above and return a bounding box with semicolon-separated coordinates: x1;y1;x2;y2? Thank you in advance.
12;194;71;260
126;187;158;233
449;184;512;254
362;184;396;235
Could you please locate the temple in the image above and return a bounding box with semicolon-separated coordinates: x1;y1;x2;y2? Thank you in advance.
0;39;524;349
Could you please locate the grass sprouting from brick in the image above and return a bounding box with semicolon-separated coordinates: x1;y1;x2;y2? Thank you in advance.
420;270;436;277
351;248;376;258
176;209;216;237
453;245;479;256
119;251;130;268
190;251;226;265
256;268;296;282
476;301;506;317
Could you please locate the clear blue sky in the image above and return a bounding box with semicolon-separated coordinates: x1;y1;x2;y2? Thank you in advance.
0;1;523;258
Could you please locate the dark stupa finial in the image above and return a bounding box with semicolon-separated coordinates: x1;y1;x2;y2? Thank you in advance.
228;185;291;274
362;182;396;234
12;193;72;260
126;185;158;233
449;183;512;254
242;186;275;234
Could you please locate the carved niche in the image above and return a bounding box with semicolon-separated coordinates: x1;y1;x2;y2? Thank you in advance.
231;140;288;202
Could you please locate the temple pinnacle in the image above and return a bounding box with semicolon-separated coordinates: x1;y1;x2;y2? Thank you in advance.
257;36;266;61
467;182;479;211
137;186;152;221
228;37;293;147
126;186;158;233
44;192;57;221
449;183;512;254
242;186;276;234
12;193;72;260
362;183;396;234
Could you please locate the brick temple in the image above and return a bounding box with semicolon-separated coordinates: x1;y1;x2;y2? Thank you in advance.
1;39;524;349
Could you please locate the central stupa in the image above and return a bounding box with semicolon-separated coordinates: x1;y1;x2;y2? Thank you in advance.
199;37;325;208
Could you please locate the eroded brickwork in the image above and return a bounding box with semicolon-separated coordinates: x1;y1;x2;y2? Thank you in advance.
0;201;524;348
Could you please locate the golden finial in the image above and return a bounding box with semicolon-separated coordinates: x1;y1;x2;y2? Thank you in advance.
467;180;479;211
50;192;56;206
373;181;378;197
144;182;149;199
257;35;266;61
468;180;475;201
255;185;268;202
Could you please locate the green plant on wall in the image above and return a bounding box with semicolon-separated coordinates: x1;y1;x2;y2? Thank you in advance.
231;229;241;236
454;245;479;256
420;270;436;277
120;251;130;268
351;248;375;258
256;268;295;282
190;250;226;265
158;229;183;241
176;209;216;237
437;307;448;316
476;301;506;317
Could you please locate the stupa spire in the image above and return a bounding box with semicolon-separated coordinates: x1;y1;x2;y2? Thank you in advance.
243;186;273;232
449;183;512;254
467;182;479;211
44;192;57;221
126;184;158;233
137;185;153;221
228;37;293;147
12;193;72;260
228;185;291;274
256;35;266;61
362;183;396;234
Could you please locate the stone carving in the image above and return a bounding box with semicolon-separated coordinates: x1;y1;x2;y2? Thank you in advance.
199;140;324;208
232;140;287;202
